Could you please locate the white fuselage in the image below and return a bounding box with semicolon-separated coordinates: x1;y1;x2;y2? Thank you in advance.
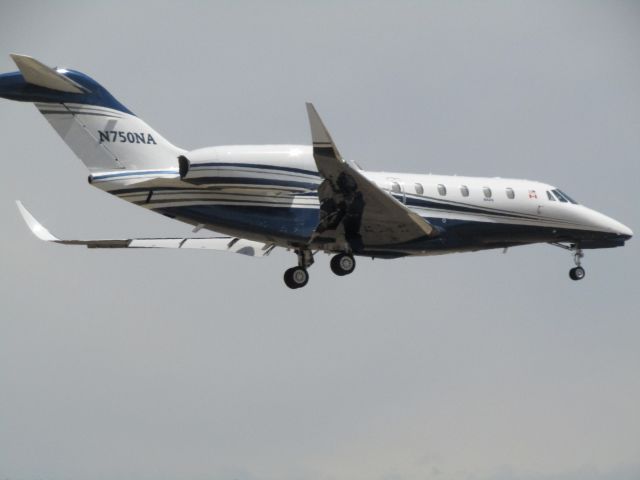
1;55;632;287
88;144;632;255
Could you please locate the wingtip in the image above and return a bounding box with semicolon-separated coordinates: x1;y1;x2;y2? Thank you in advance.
305;102;336;150
9;53;34;68
15;200;59;242
305;102;316;118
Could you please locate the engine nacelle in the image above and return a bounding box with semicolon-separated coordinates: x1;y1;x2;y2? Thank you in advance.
177;145;320;192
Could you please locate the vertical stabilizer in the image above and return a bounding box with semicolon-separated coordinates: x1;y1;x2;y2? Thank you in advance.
0;54;183;172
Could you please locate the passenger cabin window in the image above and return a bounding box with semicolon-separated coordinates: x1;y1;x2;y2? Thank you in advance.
391;182;401;194
437;184;447;196
415;183;424;195
506;187;515;199
483;187;492;199
547;191;556;201
460;185;469;197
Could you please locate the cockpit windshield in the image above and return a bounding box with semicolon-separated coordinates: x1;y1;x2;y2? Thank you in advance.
552;189;578;204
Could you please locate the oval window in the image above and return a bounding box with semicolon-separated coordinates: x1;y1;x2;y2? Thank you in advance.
506;187;515;199
460;185;469;197
415;183;424;195
483;187;492;198
437;184;447;196
391;182;401;193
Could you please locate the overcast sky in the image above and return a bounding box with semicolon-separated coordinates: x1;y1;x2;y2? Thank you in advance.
0;2;639;480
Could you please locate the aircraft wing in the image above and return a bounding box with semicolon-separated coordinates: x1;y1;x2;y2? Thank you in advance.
305;103;435;249
16;201;275;257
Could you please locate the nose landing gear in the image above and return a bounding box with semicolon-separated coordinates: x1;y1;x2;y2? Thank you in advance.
569;249;585;281
550;243;586;281
569;266;585;281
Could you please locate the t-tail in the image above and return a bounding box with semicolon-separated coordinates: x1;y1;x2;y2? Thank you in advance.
0;54;183;172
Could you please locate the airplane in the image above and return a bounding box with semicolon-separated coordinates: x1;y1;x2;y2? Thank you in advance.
0;54;633;289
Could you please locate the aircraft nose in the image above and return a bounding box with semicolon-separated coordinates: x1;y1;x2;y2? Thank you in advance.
618;222;633;240
591;209;633;239
605;216;633;239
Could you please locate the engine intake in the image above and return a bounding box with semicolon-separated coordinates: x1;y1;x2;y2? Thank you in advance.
178;155;190;178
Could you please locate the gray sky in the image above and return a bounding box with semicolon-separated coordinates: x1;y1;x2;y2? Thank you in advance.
0;2;639;480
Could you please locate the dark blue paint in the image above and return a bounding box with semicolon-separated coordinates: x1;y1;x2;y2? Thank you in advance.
159;205;321;243
0;69;134;114
156;203;629;254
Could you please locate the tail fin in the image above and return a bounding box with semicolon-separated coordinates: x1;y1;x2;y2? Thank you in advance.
0;54;183;172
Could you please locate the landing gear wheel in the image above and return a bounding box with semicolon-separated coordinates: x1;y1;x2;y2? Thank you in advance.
569;266;585;281
550;243;587;282
330;253;356;276
284;267;309;289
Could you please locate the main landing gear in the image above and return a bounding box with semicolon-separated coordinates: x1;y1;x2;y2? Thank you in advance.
330;253;356;276
284;249;313;289
283;266;309;289
283;250;357;289
550;243;586;281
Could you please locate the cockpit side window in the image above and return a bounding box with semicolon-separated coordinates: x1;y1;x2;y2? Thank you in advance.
551;189;578;204
558;189;578;204
552;189;568;203
547;191;556;201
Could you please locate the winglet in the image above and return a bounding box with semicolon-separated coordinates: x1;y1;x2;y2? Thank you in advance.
305;102;343;161
16;201;59;242
10;53;88;94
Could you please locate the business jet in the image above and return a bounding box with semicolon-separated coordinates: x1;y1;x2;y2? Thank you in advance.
1;54;632;288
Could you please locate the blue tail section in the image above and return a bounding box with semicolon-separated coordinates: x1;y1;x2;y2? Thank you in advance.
0;68;133;115
0;54;183;172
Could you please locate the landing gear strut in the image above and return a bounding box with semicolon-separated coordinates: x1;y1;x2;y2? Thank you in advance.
569;249;585;281
330;253;356;276
550;243;586;281
284;249;314;289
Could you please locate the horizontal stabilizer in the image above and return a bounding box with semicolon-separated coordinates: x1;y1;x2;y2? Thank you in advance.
10;53;88;93
16;201;274;257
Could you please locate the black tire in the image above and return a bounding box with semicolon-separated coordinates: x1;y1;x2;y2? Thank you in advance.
569;266;585;281
284;267;309;289
330;253;356;276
